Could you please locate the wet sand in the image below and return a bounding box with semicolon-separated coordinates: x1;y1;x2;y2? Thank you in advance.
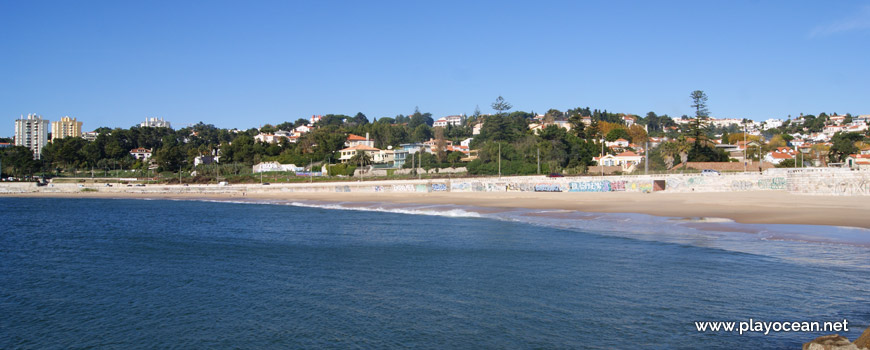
8;190;870;229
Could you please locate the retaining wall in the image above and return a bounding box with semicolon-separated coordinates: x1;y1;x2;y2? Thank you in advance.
2;169;869;196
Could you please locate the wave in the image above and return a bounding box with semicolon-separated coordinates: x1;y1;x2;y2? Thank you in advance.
285;201;484;218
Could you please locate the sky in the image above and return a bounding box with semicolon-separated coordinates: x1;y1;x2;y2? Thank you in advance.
2;0;869;136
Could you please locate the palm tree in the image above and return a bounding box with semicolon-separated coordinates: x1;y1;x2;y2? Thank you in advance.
678;141;691;171
660;142;679;170
350;150;372;167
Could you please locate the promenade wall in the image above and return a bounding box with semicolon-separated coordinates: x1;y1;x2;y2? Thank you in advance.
1;169;868;196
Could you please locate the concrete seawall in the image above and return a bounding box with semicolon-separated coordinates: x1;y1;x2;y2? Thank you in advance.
1;169;868;196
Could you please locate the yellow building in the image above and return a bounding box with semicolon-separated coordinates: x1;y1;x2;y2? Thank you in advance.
51;116;83;141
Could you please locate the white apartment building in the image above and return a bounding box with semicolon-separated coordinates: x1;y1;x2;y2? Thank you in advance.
14;113;50;159
140;117;172;128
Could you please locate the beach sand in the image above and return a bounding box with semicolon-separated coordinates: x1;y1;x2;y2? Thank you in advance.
8;190;870;229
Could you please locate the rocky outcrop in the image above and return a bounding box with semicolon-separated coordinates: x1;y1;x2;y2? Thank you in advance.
802;334;859;350
853;327;870;349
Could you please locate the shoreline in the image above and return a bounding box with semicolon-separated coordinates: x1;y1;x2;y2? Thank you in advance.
6;190;870;230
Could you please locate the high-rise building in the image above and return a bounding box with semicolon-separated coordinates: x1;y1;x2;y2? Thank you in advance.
51;116;83;141
140;117;171;129
14;113;50;159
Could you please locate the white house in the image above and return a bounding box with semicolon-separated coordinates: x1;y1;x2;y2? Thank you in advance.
345;133;374;148
845;154;870;170
130;147;152;160
294;125;312;134
253;162;301;173
593;151;644;173
433;115;464;127
605;138;630;148
763;147;796;165
339;144;381;163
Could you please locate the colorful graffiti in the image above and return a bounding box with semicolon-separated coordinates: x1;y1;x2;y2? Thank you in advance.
334;185;351;192
534;183;562;192
451;182;472;192
430;183;448;192
757;177;787;190
415;184;428;192
569;181;611;192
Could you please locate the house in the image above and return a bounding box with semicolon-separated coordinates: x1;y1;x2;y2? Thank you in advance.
339;144;381;163
400;142;428;154
460;138;473;147
254;131;292;144
472;122;484;135
593;151;644;173
433;115;464;127
253;162;300;173
194;155;220;167
846;154;870;170
294;125;312;134
310;115;323;125
345;133;374;148
622;115;637;127
764;147;797;165
82;131;99;142
605;138;630;148
581;117;592;126
423;138;453;152
130;148;152;160
830;115;847;125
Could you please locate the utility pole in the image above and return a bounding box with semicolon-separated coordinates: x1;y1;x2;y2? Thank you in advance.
309;158;313;183
418;149;422;180
600;141;604;176
645;141;649;175
536;147;540;175
743;122;747;172
498;143;502;178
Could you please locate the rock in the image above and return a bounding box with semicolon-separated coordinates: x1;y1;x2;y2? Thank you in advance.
802;334;859;350
854;327;870;350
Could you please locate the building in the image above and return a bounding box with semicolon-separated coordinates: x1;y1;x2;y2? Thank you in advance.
433;115;464;127
339;144;381;163
253;162;300;173
310;115;323;125
345;133;374;148
130;148;152;160
593;151;644;173
763;147;796;165
140;117;171;128
254;130;292;143
194;155;220;167
14;113;50;159
845;154;870;170
82;131;99;142
51;116;83;140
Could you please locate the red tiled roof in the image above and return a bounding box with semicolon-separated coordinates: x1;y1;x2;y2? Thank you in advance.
347;134;367;141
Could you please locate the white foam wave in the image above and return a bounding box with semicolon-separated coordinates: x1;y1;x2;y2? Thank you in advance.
286;201;483;218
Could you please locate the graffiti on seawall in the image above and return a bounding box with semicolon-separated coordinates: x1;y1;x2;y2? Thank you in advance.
534;183;562;192
430;183;448;192
334;185;351;193
451;182;472;192
391;184;416;192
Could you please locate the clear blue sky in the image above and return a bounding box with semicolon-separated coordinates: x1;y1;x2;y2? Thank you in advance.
2;0;869;136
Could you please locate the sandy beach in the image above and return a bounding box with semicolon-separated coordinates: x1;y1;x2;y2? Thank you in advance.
8;189;870;229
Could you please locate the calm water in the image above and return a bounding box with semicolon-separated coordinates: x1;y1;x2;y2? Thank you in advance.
1;197;868;349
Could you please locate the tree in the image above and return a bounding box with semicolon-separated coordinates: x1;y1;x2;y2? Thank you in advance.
351;112;369;126
491;96;512;116
350;150;372;167
689;90;710;145
828;132;863;163
447;151;463;167
605;129;630;142
434;127;447;163
659;142;680;170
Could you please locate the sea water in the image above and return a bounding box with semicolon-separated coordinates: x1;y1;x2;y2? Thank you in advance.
1;197;868;349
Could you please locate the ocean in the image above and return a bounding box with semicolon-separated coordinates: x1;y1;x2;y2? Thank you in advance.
1;197;868;349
